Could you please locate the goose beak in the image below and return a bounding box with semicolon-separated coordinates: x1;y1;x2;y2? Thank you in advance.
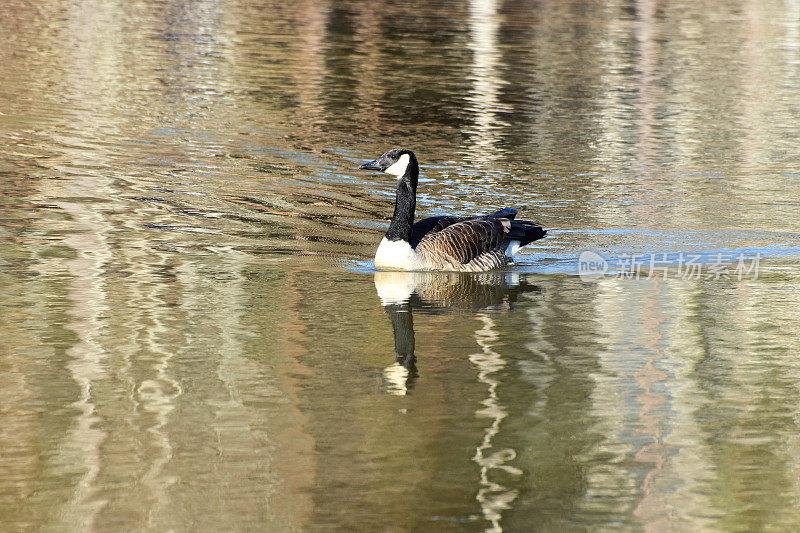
359;159;382;171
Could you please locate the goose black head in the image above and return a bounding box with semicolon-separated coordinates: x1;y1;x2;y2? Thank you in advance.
359;148;419;181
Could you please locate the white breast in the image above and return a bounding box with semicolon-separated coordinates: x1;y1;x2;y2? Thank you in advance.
374;237;418;270
504;239;521;258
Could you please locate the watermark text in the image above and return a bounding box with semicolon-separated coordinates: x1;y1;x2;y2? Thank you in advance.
578;251;761;282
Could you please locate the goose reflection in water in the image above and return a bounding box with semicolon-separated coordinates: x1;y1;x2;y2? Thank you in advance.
374;271;542;396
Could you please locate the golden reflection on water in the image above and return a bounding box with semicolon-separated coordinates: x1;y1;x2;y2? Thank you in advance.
466;0;506;169
470;315;521;533
2;0;800;530
581;277;800;529
55;194;112;530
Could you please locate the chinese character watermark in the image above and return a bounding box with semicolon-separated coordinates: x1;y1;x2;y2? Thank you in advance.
578;250;761;282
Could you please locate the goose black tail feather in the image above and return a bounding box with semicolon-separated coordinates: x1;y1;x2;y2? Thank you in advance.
507;219;547;247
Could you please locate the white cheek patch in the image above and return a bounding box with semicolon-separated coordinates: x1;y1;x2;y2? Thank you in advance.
384;153;410;177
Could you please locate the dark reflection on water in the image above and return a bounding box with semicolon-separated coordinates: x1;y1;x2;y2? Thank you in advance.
375;271;543;395
2;0;800;530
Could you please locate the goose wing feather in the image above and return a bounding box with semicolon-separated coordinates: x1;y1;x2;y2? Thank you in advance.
416;218;509;266
410;216;469;246
410;208;518;246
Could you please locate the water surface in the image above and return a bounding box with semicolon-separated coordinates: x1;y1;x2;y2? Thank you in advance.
2;0;800;530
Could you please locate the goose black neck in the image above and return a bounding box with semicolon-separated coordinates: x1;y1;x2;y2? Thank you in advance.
385;166;418;243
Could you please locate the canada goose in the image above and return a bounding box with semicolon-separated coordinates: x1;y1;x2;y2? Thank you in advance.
359;149;546;272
